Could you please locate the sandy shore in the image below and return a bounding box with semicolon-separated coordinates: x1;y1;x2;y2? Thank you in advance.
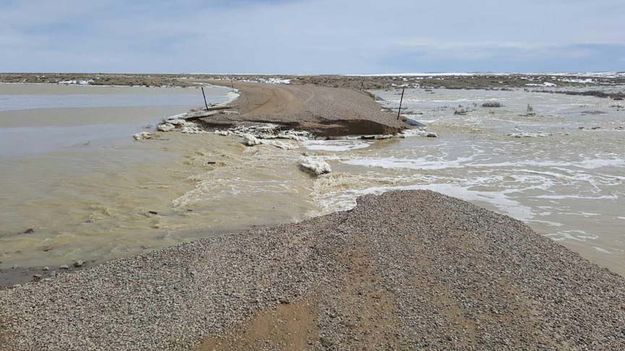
189;81;409;136
1;191;624;350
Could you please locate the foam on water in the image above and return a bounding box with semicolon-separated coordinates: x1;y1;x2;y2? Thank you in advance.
594;246;612;254
313;180;534;222
342;156;474;170
533;194;618;200
302;140;371;152
500;158;625;170
546;230;599;242
307;86;625;275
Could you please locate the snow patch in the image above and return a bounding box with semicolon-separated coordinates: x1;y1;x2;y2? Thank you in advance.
58;79;93;85
132;131;153;141
299;157;332;176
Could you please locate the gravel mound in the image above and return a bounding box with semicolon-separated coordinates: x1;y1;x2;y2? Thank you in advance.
1;190;624;350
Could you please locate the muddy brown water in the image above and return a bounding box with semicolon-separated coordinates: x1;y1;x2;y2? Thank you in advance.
1;83;624;279
0;84;314;270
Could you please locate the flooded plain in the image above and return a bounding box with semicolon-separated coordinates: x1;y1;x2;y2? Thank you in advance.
1;83;624;277
0;84;312;269
309;88;625;275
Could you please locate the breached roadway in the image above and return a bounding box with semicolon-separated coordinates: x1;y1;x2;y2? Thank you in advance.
191;81;410;137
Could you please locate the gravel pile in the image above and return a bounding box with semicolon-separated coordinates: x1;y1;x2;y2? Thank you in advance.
1;190;624;350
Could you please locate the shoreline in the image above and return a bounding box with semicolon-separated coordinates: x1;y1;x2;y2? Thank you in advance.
2;72;625;90
0;264;87;289
1;190;624;350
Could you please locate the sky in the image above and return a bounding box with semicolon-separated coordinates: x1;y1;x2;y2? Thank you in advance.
1;0;624;74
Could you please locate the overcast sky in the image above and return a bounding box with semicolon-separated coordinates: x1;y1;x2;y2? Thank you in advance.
1;0;624;74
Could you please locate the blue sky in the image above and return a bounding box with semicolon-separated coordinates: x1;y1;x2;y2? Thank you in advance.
1;0;624;74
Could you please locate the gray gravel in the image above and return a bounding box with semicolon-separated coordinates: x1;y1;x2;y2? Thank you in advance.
1;190;624;350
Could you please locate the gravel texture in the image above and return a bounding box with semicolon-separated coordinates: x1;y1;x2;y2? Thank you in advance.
1;190;624;350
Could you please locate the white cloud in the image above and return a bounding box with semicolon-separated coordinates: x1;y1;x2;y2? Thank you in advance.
0;0;623;73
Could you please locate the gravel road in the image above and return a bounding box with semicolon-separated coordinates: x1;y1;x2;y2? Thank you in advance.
1;190;624;350
200;81;409;136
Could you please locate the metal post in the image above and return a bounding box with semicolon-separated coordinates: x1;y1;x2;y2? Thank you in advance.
201;86;209;110
397;87;405;120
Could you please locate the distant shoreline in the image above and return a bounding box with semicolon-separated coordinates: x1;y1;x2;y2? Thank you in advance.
2;72;625;90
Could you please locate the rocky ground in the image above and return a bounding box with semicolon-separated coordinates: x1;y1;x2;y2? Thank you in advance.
1;190;624;351
3;72;624;92
293;74;625;91
0;73;198;87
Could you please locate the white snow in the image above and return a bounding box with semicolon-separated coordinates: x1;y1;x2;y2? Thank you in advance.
157;123;176;132
241;133;262;146
132;131;153;141
299;157;332;176
58;79;93;85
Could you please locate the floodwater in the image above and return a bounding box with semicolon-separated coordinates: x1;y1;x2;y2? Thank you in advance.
308;88;625;275
1;83;624;277
0;84;313;269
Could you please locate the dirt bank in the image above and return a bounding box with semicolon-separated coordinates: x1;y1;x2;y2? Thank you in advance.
191;81;409;136
1;191;623;350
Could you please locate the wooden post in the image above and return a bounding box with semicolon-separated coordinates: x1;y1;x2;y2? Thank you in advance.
397;87;405;120
201;86;209;110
